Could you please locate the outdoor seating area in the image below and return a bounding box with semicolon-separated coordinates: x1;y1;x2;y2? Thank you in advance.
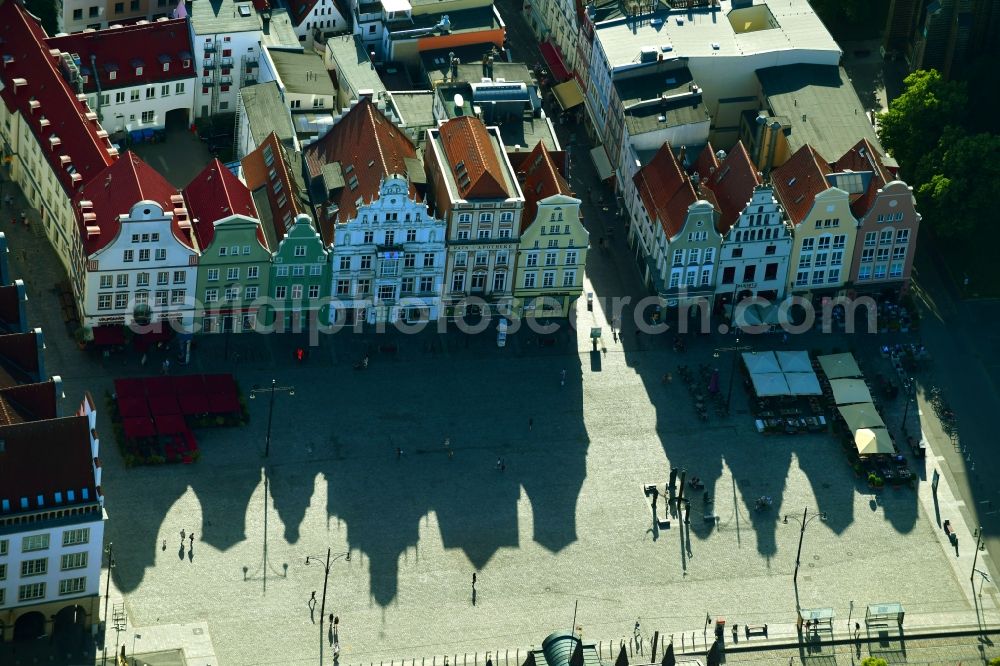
111;373;245;466
742;351;828;434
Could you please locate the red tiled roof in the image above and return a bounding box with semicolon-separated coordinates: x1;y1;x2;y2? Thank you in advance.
633;143;697;240
0;0;116;196
303;97;417;244
242;132;304;244
700;141;761;235
286;0;320;26
184;159;262;250
770;144;832;225
74;152;188;255
0;331;42;388
0;283;25;332
252;0;271;10
520;142;573;233
692;142;720;182
0;415;97;514
45;19;194;94
832;138;891;217
0;380;59;425
439;116;509;200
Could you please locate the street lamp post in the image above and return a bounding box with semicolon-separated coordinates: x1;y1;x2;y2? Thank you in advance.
306;549;351;666
249;379;295;457
783;508;827;591
713;339;752;413
101;542;115;666
899;380;916;433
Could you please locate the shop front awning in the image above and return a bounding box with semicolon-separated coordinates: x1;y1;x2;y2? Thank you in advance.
553;79;584;110
589;145;614;181
539;41;570;83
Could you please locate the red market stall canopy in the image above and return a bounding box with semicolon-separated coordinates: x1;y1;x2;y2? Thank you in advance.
114;378;144;397
155;413;188;435
208;393;240;414
122;416;156;439
144;376;176;397
118;396;149;418
148;394;181;416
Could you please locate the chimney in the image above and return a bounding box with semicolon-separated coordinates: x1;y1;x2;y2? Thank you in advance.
678;145;687;166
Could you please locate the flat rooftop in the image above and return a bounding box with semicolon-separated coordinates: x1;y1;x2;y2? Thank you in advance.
757;63;891;164
240;81;298;152
261;8;303;49
325;34;388;96
403;5;500;35
594;0;840;68
624;96;711;135
268;49;338;97
613;62;695;107
436;83;559;153
421;46;533;86
191;0;261;35
387;91;437;135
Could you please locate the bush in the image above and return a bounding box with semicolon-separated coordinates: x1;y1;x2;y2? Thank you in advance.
989;657;1000;666
861;658;888;666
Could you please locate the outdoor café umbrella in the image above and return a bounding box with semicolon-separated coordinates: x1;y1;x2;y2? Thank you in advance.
661;641;675;666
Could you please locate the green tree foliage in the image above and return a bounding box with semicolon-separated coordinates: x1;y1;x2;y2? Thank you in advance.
878;70;968;176
24;0;59;35
860;658;889;666
989;657;1000;666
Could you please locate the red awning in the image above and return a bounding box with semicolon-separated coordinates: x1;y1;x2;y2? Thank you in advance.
539;41;570;83
208;394;241;414
144;376;176;397
118;396;149;418
92;325;126;346
174;374;207;394
204;374;238;396
148;394;181;416
114;378;144;397
155;413;188;435
122;416;156;439
178;393;207;416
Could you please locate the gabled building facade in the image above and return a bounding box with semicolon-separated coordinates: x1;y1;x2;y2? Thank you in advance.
45;19;197;135
269;214;331;331
286;0;349;47
693;142;792;306
330;177;447;326
185;160;269;333
513;143;588;318
425;115;525;319
74;153;199;330
772;145;857;296
836;140;920;296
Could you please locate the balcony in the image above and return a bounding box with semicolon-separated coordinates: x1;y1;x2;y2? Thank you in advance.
221;56;233;67
203;44;216;54
202;77;215;86
245;53;259;66
220;76;233;85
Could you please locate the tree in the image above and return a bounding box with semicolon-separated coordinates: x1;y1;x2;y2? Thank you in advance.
915;130;1000;238
877;70;968;178
860;658;888;666
988;657;1000;666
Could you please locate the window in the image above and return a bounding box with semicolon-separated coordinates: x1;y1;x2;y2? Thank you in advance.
173;271;186;284
874;264;887;279
227;267;240;281
130;0;139;9
0;562;4;579
130;90;140;102
562;270;576;287
339;256;351;271
798;255;811;268
406;229;417;242
496;251;508;266
457;230;471;240
100;275;113;289
833;235;845;249
139;248;150;261
815;253;828;267
123;250;134;262
307;285;320;298
115;91;125;104
73;8;83;19
742;265;756;282
225;286;240;301
145;87;155;100
566;250;578;265
276;266;289;277
764;263;778;280
831;251;843;265
812;270;825;285
526;252;538;268
523;272;536;288
423;253;435;267
880;229;893;244
703;248;715;264
205;289;219;303
542;271;555;288
275;286;287;299
247;266;259;279
245;286;259;300
876;248;890;262
669;272;680;288
61;552;88;570
23;534;49;552
500;212;514;223
18;583;45;602
162;84;170;96
890;262;904;278
451;272;465;292
403;253;416;268
478;228;491;239
155;291;168;306
479;213;493;224
801;238;815;251
360;255;372;270
384;230;395;245
207;268;220;281
858;265;872;280
59;577;87;596
458;213;472;224
138;273;151;288
363;231;374;244
378;285;395;301
116;274;129;288
291;285;304;299
292;266;305;277
861;248;874;262
544;251;558;266
141;111;155;124
114;1;124;12
176;82;186;94
419;276;433;293
89;5;99;16
892;246;906;260
827;268;840;283
700;268;711;286
817;236;831;250
171;289;186;305
795;271;809;286
492;272;506;292
294;245;307;257
721;266;735;285
21;558;47;577
155;249;166;261
356;279;371;295
336;279;350;295
115;292;128;309
896;229;910;244
672;250;683;266
401;277;415;294
474;251;488;266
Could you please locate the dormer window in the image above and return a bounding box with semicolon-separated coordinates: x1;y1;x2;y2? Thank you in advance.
162;62;169;72
135;66;143;75
109;70;117;80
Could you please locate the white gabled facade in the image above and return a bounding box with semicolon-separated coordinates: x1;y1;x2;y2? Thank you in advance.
290;0;349;48
330;176;447;326
83;201;199;329
716;186;792;302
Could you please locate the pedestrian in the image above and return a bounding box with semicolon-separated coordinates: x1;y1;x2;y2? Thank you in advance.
732;624;738;642
180;528;186;540
496;457;502;470
140;353;148;366
528;417;533;431
161;358;170;375
501;460;506;472
782;332;789;344
162;539;166;551
560;369;566;386
189;533;194;545
854;622;860;639
472;573;477;588
310;591;316;605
